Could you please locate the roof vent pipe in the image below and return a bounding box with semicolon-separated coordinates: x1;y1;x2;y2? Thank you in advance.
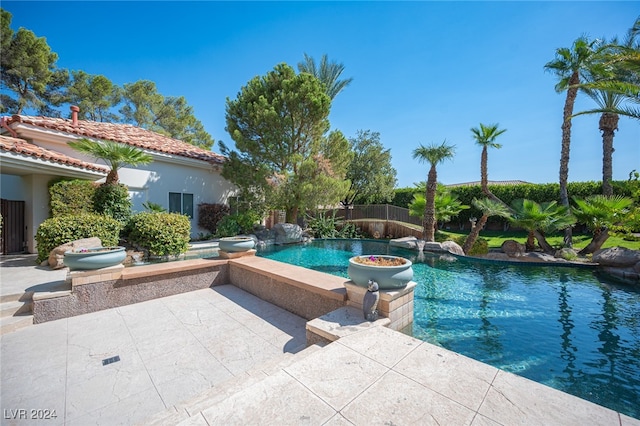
70;105;79;126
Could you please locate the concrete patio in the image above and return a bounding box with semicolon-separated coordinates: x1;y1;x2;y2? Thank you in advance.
1;255;639;425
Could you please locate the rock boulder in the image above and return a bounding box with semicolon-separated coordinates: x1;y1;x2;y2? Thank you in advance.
501;240;526;257
274;223;303;245
48;237;102;269
593;246;640;267
441;240;464;256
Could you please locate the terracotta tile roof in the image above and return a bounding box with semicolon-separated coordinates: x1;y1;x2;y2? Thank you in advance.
446;180;531;188
6;115;226;165
0;135;109;173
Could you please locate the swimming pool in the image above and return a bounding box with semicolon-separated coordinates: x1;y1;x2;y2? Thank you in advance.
258;239;640;419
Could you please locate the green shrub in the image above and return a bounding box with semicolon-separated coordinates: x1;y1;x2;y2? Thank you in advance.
49;179;97;217
127;212;190;256
453;235;489;256
307;211;361;239
214;211;261;237
35;213;121;262
94;184;132;225
198;203;230;234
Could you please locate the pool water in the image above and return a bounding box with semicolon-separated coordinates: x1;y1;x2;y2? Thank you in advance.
258;239;640;419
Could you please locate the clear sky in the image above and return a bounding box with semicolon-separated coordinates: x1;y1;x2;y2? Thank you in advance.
3;1;639;189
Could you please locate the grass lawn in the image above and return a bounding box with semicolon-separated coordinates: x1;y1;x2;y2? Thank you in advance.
437;229;640;251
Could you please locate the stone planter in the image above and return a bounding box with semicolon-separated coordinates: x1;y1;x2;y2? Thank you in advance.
219;236;256;252
64;246;126;271
347;255;413;289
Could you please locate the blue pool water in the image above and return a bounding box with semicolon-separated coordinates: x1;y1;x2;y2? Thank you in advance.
258;239;640;419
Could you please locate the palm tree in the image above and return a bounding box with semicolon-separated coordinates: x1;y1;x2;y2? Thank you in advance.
509;199;576;254
412;141;455;241
573;89;625;196
297;53;353;100
68;138;153;185
572;195;633;254
545;36;602;247
408;189;469;232
470;123;507;203
462;198;511;255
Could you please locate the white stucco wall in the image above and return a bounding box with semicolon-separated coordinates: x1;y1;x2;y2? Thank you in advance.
118;157;236;238
0;174;28;200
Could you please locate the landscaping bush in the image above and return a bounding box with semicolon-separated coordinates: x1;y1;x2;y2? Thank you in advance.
307;211;361;238
214;211;261;237
198;203;230;234
35;213;121;262
49;179;97;217
453;235;489;256
127;212;190;256
94;184;132;225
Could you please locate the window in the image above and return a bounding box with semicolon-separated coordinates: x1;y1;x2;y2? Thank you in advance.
168;192;193;218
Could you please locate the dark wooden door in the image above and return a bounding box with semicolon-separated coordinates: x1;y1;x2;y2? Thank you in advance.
1;199;25;254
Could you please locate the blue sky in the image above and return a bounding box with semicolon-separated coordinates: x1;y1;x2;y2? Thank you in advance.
3;1;639;188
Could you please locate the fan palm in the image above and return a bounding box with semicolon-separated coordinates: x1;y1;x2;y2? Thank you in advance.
68;138;153;185
510;199;576;254
412;141;455;241
408;190;469;231
572;195;633;254
297;53;353;100
462;198;511;255
545;36;602;247
470;123;507;203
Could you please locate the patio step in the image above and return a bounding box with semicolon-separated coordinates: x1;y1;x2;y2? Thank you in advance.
0;292;34;335
142;343;326;426
0;313;33;335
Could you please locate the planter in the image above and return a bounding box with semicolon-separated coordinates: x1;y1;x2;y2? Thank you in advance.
218;236;256;253
64;246;126;271
347;255;413;289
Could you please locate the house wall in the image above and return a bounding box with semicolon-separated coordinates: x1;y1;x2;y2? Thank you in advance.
119;158;236;238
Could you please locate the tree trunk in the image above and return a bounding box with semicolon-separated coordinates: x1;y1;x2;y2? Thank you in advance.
578;227;609;255
105;170;119;185
525;231;536;252
533;229;555;255
600;112;618;197
559;72;580;248
286;206;298;224
423;166;437;242
462;214;488;255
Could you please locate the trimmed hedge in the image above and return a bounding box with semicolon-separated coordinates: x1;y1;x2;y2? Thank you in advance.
127;212;190;256
49;179;97;217
94;184;132;225
35;213;121;262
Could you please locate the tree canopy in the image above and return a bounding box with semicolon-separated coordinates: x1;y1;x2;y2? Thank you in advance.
221;63;351;222
343;130;397;206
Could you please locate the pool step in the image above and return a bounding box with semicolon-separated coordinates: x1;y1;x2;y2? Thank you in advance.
142;343;325;426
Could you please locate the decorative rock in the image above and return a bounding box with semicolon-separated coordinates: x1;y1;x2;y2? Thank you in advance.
389;236;420;251
593;246;640;268
48;237;102;269
273;223;303;245
441;240;464;256
501;240;526;257
423;241;447;253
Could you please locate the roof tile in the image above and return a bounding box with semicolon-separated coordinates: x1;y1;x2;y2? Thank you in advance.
0;135;109;173
7;115;225;165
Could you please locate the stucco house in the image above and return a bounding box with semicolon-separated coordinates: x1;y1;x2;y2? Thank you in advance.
0;107;235;254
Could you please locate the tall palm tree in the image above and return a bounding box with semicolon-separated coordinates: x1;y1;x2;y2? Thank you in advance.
68;138;153;185
573;89;625;196
470;123;507;203
412;141;455;241
462;198;511;255
297;53;353;100
545;36;601;247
